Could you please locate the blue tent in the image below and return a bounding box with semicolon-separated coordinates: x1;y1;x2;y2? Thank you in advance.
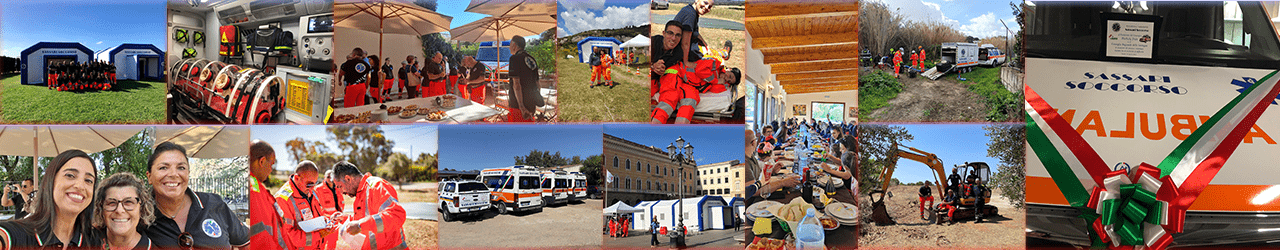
19;42;93;85
576;37;622;64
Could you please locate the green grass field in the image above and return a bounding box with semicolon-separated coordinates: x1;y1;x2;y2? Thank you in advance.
857;69;903;121
1;75;166;123
958;67;1021;122
557;57;650;122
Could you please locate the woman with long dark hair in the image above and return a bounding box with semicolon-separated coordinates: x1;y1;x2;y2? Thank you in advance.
93;173;155;250
0;149;101;249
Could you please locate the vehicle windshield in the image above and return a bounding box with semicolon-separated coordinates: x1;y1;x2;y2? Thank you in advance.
555;179;568;188
483;176;503;189
459;182;488;192
1025;1;1280;69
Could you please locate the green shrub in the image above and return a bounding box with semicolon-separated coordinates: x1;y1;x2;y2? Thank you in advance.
858;70;904;120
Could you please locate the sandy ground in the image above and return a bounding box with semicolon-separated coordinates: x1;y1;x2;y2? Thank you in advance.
858;185;1024;249
439;199;603;249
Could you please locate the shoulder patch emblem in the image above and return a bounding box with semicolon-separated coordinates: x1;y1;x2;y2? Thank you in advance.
202;219;223;238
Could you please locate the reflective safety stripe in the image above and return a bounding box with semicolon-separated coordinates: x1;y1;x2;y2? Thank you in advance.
249;223;271;235
374;214;385;233
664;69;678;75
702;74;715;83
368;232;377;250
655;102;674;114
286;194;314;247
675;117;690;123
678;98;698;107
389;233;409;250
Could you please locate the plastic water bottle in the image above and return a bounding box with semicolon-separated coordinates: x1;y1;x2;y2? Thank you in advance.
796;208;825;250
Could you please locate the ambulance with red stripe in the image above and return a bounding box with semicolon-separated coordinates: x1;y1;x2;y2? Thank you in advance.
481;166;544;214
1024;1;1280;247
540;170;571;205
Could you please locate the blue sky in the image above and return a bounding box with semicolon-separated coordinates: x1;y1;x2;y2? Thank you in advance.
251;125;439;171
604;125;744;166
436;0;544;40
438;125;602;171
1;1;165;57
870;0;1021;38
557;0;649;37
885;124;1002;184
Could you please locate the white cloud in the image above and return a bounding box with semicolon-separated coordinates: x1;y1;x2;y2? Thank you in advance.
885;0;960;27
393;147;410;153
96;41;103;45
560;0;606;11
559;4;648;36
881;0;1021;38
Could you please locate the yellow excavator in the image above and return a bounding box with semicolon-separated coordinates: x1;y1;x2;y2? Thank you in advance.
868;141;998;225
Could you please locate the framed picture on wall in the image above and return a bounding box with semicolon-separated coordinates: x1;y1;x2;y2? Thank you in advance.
849;107;858;118
793;104;807;116
811;102;845;123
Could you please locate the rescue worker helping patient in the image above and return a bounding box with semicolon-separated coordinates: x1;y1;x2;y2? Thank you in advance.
650;21;742;124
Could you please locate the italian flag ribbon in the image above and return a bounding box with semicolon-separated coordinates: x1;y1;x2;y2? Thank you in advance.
1025;71;1280;250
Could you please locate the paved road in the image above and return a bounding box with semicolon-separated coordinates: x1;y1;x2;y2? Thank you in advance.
403;202;438;221
651;14;745;30
440;199;603;248
604;227;745;248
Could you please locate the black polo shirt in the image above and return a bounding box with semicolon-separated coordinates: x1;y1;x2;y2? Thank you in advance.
146;190;248;249
508;50;542;111
423;60;445;81
464;63;488;84
0;220;96;248
340;59;371;86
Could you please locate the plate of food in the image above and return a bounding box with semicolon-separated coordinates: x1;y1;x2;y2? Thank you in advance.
747;200;780;219
819;216;840;230
824;202;858;225
425;110;448;121
399;108;418;119
387;106;403;115
333;114;355;123
417;108;434;116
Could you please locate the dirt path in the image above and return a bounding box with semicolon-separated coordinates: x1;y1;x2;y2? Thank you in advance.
858;185;1024;249
868;74;988;122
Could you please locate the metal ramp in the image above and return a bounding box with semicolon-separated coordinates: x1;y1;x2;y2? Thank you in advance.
921;67;948;80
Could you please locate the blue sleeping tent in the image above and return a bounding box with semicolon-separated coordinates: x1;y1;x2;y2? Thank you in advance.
576;37;622;64
95;44;165;81
19;42;94;85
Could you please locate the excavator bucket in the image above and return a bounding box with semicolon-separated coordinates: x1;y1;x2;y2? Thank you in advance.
868;190;896;225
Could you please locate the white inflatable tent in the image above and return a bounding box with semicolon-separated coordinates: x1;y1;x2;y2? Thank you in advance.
95;43;165;81
19;42;93;85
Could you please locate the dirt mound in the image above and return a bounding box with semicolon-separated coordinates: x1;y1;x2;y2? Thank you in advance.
858;185;1025;248
866;72;989;122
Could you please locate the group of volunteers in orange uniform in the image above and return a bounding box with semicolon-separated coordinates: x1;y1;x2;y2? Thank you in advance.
249;140;409;250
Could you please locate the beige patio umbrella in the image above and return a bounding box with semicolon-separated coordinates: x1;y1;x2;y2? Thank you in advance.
153;126;249;159
465;0;557;17
334;0;453;57
0;126;145;187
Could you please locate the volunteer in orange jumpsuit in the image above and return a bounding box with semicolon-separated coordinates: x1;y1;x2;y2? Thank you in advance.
909;49;918;72
650;58;741;124
918;46;926;69
892;48;902;78
313;170;345;250
276;161;327;250
590;48;604;87
333;162;408;250
601;50;614;87
249;140;287;250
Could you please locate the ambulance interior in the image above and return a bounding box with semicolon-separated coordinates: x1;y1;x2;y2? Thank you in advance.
167;0;334;124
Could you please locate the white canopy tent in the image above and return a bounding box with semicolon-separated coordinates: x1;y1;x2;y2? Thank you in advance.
619;34;651;48
604;201;643;215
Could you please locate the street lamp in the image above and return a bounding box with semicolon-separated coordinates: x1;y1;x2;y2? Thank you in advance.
666;136;693;247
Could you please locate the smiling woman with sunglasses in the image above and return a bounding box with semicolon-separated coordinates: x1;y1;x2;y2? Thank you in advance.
93;173;155;250
144;142;248;249
0;150;101;249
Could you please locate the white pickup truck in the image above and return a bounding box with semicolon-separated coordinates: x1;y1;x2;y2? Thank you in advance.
439;179;491;222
